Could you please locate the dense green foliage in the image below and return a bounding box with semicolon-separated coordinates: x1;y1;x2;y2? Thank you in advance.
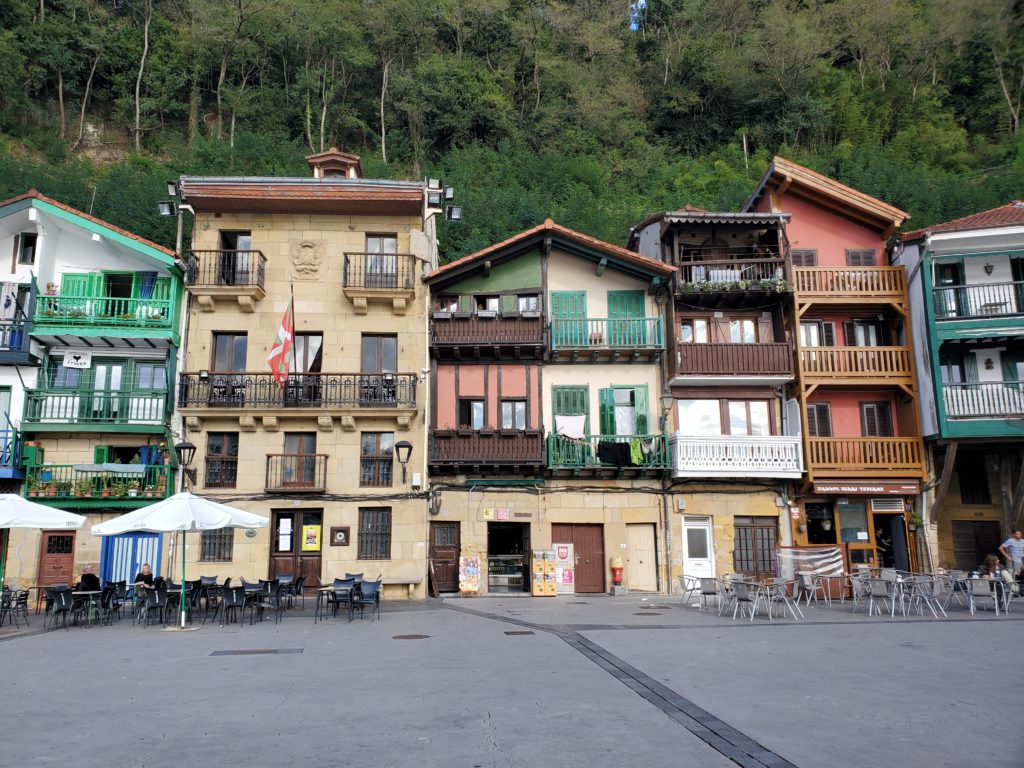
1;0;1022;259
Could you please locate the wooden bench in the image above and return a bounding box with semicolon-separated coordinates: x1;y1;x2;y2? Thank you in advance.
381;576;423;599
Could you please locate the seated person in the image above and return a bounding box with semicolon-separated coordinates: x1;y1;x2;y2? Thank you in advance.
978;554;1003;579
77;564;101;592
133;563;155;587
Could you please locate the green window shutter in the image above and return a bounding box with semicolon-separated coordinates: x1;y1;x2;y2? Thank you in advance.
457;295;472;313
634;386;649;434
501;294;517;313
598;388;615;436
90;272;107;297
60;274;91;297
553;385;589;432
93;445;109;464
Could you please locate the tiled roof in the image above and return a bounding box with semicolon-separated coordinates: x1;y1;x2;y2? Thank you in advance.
0;189;176;257
429;219;676;280
178;179;423;214
901;201;1024;241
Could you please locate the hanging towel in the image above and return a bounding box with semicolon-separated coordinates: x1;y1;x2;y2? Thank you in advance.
629;438;643;465
639;438;654;456
555;414;586;440
597;441;618;464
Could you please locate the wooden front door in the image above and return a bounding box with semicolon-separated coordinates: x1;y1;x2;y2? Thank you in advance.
39;531;76;585
626;523;657;591
429;521;460;593
269;510;322;584
951;520;1002;572
552;523;605;593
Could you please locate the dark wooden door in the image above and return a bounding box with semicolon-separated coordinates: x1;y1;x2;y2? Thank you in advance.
429;521;460;593
269;510;322;584
39;531;76;585
951;520;1002;571
551;523;605;593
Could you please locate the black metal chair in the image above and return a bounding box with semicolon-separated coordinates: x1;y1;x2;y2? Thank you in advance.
46;587;80;630
13;589;30;627
289;575;306;609
220;586;246;626
352;579;381;621
141;585;168;627
98;585;119;624
327;578;356;620
0;588;14;628
345;572;364;584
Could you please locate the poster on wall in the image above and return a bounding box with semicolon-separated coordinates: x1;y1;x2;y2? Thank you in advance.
301;525;321;551
531;550;557;596
554;543;575;595
458;556;481;595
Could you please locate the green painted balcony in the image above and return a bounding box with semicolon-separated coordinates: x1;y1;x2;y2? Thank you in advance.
546;433;669;475
21;389;169;432
33;293;176;343
549;317;664;362
24;463;175;509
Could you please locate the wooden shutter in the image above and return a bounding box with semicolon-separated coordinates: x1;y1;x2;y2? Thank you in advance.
846;249;876;266
791;249;817;266
634;386;649;434
93;445;109;464
860;402;893;437
843;321;857;347
757;312;774;343
806;403;832;437
822;322;836;347
500;294;517;314
553;386;589;433
598;388;615;436
10;234;19;272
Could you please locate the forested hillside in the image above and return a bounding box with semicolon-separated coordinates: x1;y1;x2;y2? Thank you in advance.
1;0;1022;260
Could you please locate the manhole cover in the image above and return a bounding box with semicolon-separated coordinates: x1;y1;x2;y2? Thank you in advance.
504;630;534;636
209;648;303;656
633;612;662;616
392;634;430;640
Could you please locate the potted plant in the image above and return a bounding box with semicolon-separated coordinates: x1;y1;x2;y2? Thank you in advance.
478;424;496;437
75;480;93;497
456;424;473;436
100;483;112;498
56;481;71;497
127;480;140;498
45;482;57;497
27;476;40;497
907;514;924;532
142;485;155;498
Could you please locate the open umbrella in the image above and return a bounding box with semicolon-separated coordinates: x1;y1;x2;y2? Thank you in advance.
91;492;268;627
0;494;87;586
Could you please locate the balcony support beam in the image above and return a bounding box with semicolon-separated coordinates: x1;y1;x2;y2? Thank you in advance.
931;441;957;524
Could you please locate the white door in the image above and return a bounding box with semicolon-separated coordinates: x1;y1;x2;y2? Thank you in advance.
626;524;657;591
682;516;715;578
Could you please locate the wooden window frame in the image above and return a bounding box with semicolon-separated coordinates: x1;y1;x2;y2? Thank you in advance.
859;401;894;437
846;249;877;267
204;432;239;489
791;249;817;267
360;432;394;488
806;402;833;437
366;233;398;254
211;332;248;373
499;400;527;430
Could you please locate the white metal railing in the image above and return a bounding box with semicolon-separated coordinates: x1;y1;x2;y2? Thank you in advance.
943;382;1024;419
670;434;803;478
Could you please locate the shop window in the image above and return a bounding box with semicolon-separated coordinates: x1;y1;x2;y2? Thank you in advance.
733;517;777;577
805;504;836;544
358;507;392;560
200;529;233;562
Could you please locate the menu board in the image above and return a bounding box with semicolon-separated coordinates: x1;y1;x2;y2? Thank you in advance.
531;550;557;596
554;543;575;595
458;556;481;595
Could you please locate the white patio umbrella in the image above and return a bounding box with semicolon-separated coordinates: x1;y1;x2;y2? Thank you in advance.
91;492;268;627
0;494;87;585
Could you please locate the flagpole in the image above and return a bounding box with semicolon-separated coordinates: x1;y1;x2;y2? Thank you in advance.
290;283;298;378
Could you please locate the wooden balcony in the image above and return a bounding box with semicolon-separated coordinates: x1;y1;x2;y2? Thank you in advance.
430;313;545;360
265;453;328;493
186;250;266;313
670;435;803;479
933;281;1024;321
798;346;913;384
943;382;1024;420
342;252;417;315
672;342;793;382
794;267;906;303
21;389;168;432
549;317;664;363
24;463;174;508
807;437;924;479
179;372;418;431
429;430;545;474
546;433;669;476
676;255;790;308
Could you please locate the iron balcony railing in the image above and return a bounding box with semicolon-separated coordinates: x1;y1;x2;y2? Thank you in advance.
34;294;174;329
343;252;416;289
0;427;21;468
0;320;31;354
186;250;266;290
430;430;545;465
265;453;328;493
179;372;417;409
546;433;669;470
24;463;173;501
670;435;802;478
678;257;788;288
204;456;239;489
22;389;168;425
933;281;1024;320
674;342;792;377
943;382;1024;419
359;457;394;487
431;314;544;346
807;438;923;474
549;317;664;351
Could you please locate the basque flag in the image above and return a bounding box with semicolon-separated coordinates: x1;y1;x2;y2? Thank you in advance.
267;298;294;388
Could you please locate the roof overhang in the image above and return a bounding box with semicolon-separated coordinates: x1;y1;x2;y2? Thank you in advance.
179;177;424;216
924;225;1024;257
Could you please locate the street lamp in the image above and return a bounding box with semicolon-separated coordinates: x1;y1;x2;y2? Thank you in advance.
394;440;413;484
175;440;197;489
157;200;177;217
659;393;674;432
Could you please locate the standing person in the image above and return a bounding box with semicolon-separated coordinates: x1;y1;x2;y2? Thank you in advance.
999;530;1023;576
77;564;101;591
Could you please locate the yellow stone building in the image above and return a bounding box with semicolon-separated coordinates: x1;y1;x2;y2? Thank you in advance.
175;150;435;598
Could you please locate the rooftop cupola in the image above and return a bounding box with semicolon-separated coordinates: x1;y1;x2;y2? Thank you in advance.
305;147;363;179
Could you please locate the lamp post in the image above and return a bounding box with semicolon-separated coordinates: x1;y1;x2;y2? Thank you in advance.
659;394;674;432
157;181;193;257
171;440;197;627
394;440;413;484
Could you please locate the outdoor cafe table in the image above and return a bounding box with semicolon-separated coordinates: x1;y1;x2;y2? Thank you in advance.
71;590;102;625
314;584;362;623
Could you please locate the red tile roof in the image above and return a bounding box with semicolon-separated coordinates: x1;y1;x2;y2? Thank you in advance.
429;219;676;279
0;189;176;256
179;181;423;215
901;201;1024;241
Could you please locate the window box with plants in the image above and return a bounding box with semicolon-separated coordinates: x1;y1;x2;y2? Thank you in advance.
74;480;93;498
456;424;474;436
433;429;454;438
478;425;496;437
476;310;497;319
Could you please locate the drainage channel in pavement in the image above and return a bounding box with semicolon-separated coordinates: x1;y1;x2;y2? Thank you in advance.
444;603;795;768
209;648;304;656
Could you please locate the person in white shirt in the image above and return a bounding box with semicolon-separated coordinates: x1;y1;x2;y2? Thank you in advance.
999;530;1023;576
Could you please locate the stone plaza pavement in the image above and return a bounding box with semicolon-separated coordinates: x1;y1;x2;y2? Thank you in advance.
1;593;1020;768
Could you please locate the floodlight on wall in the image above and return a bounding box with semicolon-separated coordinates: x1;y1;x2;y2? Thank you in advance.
427;179;441;190
427;190;443;208
157;201;177;217
445;206;462;221
198;370;210;381
443;186;455;201
166;181;179;197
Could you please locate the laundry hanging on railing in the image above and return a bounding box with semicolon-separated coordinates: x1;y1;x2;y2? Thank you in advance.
554;414;586;440
0;283;18;321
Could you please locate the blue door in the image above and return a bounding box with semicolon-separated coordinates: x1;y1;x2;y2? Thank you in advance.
100;533;163;583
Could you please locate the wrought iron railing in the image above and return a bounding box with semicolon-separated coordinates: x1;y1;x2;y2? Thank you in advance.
0;427;20;468
24;464;173;501
549;317;663;350
265;453;328;492
34;294;174;329
807;438;922;473
179;372;417;409
359;457;394;487
674;342;792;377
546;433;668;469
671;435;802;477
343;252;416;289
187;250;266;290
430;431;545;464
933;281;1024;320
22;389;167;425
943;382;1024;419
